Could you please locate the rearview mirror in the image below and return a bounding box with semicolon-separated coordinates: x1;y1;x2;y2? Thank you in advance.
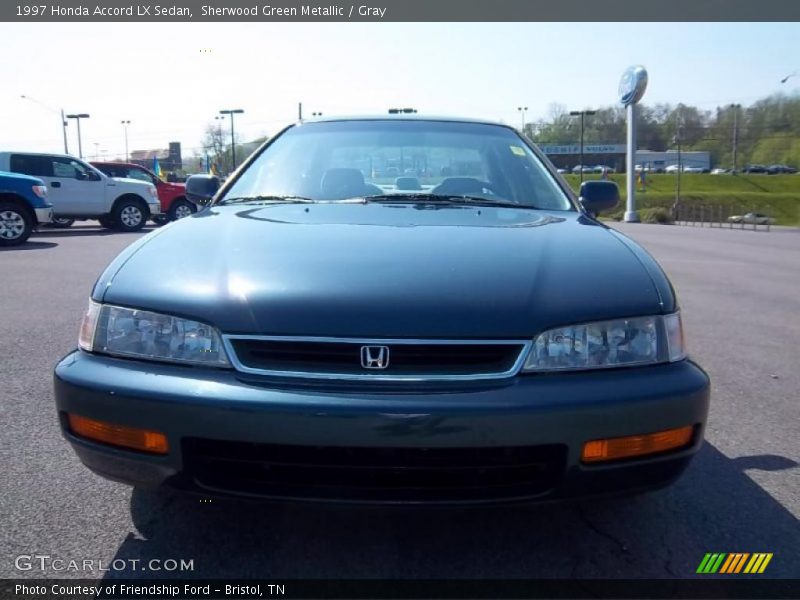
186;174;220;205
579;180;619;216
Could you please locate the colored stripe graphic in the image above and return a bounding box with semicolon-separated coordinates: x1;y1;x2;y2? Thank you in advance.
721;553;749;573
701;553;773;574
744;553;773;574
697;553;727;573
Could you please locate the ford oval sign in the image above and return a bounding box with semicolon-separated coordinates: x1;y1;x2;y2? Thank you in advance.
619;65;648;106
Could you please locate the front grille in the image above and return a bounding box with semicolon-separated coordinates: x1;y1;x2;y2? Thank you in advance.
226;337;527;379
184;439;567;502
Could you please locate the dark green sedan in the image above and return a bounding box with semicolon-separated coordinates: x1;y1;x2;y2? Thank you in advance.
54;116;709;504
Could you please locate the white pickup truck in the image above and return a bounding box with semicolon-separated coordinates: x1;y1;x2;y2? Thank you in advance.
0;151;161;231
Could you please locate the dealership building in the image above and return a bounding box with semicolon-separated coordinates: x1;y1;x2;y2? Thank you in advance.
537;143;710;172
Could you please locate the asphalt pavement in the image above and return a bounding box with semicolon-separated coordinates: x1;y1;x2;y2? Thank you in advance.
0;221;797;580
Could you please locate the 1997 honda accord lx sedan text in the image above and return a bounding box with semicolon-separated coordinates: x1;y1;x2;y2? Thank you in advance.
54;116;710;504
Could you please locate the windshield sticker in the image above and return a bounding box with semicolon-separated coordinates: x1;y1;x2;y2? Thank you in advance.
510;145;526;156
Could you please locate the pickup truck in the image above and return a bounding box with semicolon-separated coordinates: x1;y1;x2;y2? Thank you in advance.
0;152;161;232
91;161;196;224
0;170;53;246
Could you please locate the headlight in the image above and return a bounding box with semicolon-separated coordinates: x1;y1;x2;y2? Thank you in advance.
523;313;686;372
79;301;230;367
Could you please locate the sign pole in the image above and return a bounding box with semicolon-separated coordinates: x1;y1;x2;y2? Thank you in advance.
624;102;640;222
618;65;648;223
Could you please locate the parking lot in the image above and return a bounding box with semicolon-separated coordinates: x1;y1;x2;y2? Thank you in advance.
1;221;798;579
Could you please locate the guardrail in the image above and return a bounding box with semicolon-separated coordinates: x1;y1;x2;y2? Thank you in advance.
673;204;773;231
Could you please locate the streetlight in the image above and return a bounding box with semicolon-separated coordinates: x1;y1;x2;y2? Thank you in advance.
312;112;323;117
517;106;528;132
121;120;131;162
672;108;683;211
66;113;90;158
569;110;597;184
729;104;741;172
21;95;69;154
219;109;244;170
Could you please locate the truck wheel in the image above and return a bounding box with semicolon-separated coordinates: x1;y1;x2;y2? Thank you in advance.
98;215;116;229
113;198;148;232
169;199;196;221
49;217;75;228
0;202;33;246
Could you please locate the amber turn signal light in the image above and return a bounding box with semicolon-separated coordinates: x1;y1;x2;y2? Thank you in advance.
67;414;168;455
582;425;693;463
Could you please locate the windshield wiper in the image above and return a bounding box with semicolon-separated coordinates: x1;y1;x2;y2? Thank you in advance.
359;193;526;209
218;195;315;205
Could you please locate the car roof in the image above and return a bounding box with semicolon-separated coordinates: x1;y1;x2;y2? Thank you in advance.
0;151;82;159
90;161;141;167
299;114;515;129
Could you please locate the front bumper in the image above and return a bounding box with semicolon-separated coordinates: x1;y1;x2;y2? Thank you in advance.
35;206;54;224
148;201;162;215
54;351;710;505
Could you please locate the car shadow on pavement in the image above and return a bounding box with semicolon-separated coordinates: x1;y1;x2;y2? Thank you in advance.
32;228;155;238
105;443;798;579
0;241;58;251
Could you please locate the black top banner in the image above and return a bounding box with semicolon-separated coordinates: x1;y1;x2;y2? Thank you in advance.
4;0;800;22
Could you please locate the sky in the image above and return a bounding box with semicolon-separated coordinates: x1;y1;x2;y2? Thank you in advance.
1;22;798;160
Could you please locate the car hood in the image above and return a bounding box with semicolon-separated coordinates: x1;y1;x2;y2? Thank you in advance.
0;170;44;185
108;176;154;189
97;204;668;338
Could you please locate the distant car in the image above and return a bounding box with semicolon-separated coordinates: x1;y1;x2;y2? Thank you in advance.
593;165;616;174
682;166;704;174
91;161;196;223
766;164;796;175
665;164;680;173
727;212;775;225
0;152;160;231
556;168;568;174
571;165;594;173
710;168;730;175
743;164;768;174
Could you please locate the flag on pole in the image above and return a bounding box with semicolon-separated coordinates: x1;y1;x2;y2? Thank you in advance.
153;156;163;178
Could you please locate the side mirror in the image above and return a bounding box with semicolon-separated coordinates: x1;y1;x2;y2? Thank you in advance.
186;174;220;205
579;180;619;216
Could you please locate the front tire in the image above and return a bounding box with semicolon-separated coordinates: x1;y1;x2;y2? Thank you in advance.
113;198;148;232
0;202;33;246
168;199;195;221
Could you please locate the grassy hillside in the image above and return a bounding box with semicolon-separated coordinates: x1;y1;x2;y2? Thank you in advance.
562;173;800;225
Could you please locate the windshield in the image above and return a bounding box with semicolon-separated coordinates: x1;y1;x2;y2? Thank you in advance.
220;120;574;210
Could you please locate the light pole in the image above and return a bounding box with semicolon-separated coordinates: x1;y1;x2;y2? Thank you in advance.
730;104;740;172
672;108;683;211
312;111;323;117
66;113;90;158
569;110;596;184
21;95;69;154
121;120;131;161
517;106;528;132
219;109;244;170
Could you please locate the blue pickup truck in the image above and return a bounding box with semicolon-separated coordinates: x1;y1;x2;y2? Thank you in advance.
0;170;53;246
